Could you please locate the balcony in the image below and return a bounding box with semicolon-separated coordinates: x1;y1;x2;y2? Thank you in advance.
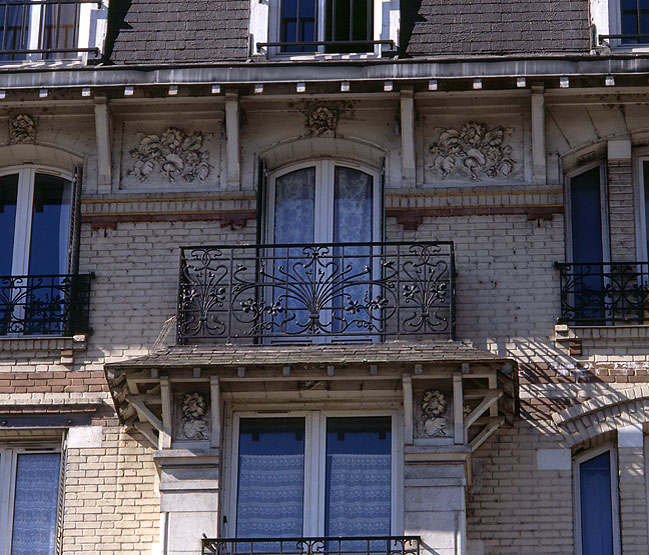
0;273;92;335
0;0;100;61
202;537;421;555
556;261;649;325
177;242;455;344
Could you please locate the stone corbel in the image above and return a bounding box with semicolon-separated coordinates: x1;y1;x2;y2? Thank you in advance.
531;86;546;185
400;87;416;186
94;96;112;193
225;92;241;189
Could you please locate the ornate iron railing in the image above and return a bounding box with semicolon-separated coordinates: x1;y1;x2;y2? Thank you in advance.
202;536;421;555
178;242;455;343
0;273;93;335
556;262;649;325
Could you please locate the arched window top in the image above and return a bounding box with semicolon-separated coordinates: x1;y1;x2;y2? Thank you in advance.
0;144;82;173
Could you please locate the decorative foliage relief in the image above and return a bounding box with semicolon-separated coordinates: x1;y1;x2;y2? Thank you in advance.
292;100;353;137
180;392;209;440
421;389;448;437
429;121;515;181
10;114;35;144
130;127;212;183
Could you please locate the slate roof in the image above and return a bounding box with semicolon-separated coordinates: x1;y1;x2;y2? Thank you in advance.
106;341;512;370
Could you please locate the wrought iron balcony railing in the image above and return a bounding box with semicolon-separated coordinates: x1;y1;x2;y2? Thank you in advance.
0;273;93;336
0;0;100;60
178;242;455;344
202;536;421;555
556;261;649;325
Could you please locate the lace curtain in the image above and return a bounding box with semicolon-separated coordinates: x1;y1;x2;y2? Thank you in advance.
326;453;391;536
11;453;61;555
274;168;315;244
237;453;305;537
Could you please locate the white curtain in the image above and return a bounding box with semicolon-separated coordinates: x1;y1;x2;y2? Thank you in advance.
237;453;304;537
327;453;391;536
11;453;61;555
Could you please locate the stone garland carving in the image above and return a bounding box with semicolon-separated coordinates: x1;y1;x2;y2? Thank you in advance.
429;121;515;181
10;114;35;144
421;389;448;437
180;392;209;440
293;100;353;137
130;127;212;183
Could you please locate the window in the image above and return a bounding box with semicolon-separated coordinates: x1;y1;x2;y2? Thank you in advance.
620;0;649;43
574;447;620;555
638;158;649;261
593;0;649;47
0;166;80;335
0;446;62;555
0;0;104;62
250;0;399;57
228;413;399;538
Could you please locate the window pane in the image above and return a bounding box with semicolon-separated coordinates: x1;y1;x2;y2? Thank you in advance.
325;416;391;536
570;166;603;264
580;451;614;555
28;173;71;276
274;167;315;244
0;1;30;61
41;3;79;59
11;452;61;555
0;173;18;275
280;0;317;52
643;161;649;260
237;418;305;537
325;0;372;52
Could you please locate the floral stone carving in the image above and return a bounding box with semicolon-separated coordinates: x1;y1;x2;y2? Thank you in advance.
429;121;515;181
293;100;353;137
421;389;448;437
180;392;209;440
10;114;35;144
130;127;212;183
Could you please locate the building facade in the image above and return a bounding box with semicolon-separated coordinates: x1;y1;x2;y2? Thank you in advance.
0;1;648;554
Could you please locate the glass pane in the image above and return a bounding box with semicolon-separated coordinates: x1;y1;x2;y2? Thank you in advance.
570;166;603;264
325;0;372;52
0;173;18;275
11;452;61;555
28;173;71;276
580;451;614;555
280;0;317;52
0;1;30;61
41;3;79;59
237;418;305;538
274;167;315;245
325;416;391;536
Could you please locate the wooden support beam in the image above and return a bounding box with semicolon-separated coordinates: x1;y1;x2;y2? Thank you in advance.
94;96;112;193
469;417;504;451
210;376;222;449
225;92;240;189
464;391;502;431
133;422;158;449
127;396;163;432
453;372;464;445
488;375;499;418
402;374;413;445
159;377;173;449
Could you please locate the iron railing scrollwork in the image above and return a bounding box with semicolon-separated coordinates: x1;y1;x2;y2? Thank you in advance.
201;536;421;555
556;261;649;325
0;273;93;335
177;241;455;343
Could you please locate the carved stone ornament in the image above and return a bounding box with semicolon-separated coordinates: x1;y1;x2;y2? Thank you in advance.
429;121;515;181
129;127;212;183
421;389;448;437
10;114;35;144
293;100;353;137
180;392;209;440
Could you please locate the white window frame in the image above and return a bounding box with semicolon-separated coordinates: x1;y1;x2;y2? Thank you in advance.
266;159;382;245
224;409;403;538
249;0;400;59
592;0;649;51
1;164;74;277
565;160;610;264
634;154;649;262
0;0;108;65
0;444;62;555
573;444;621;555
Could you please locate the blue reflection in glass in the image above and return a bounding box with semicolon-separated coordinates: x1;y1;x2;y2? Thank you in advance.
580;451;614;555
0;173;18;276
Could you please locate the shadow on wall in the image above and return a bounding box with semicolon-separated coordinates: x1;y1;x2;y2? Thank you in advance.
399;0;424;58
101;0;133;64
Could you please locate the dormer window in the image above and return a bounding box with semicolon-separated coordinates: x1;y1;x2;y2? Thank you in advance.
251;0;399;58
594;0;649;47
0;0;107;63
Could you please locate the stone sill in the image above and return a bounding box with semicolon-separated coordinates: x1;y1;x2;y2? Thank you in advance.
0;334;87;363
555;324;649;341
